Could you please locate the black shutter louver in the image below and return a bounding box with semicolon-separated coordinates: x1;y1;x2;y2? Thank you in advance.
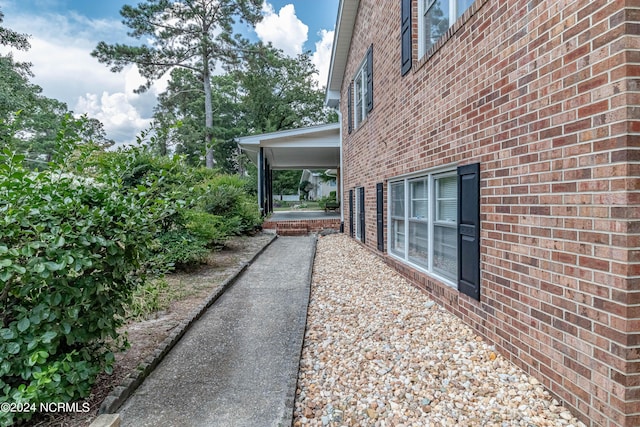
366;44;373;113
401;0;412;76
347;82;353;134
376;182;384;251
349;189;354;237
359;187;366;244
458;163;481;301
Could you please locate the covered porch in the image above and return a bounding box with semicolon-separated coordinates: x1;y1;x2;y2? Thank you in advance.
237;123;342;218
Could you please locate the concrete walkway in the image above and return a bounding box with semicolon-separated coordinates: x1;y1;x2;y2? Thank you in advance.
118;236;316;427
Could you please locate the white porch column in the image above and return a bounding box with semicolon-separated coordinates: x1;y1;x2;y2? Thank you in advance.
257;147;265;215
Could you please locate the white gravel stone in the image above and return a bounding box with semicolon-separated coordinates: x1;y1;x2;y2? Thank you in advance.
293;235;584;427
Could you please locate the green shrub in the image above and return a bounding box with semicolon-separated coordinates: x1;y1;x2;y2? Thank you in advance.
198;174;262;234
183;211;234;247
201;183;246;217
154;230;210;270
0;146;173;426
235;196;262;232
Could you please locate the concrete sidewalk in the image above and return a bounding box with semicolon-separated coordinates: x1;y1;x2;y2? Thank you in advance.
118;236;316;427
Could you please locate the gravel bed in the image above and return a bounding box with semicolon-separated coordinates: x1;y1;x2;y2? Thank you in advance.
294;234;585;427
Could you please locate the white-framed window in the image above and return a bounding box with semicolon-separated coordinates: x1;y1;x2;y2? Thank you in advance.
418;0;474;58
353;59;368;129
390;182;405;255
389;169;458;285
348;45;373;133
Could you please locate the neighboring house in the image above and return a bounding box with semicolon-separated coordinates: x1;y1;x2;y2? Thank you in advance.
326;1;640;426
301;169;338;201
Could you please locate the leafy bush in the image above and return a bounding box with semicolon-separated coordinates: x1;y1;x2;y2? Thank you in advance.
152;210;242;271
154;230;210;271
0;145;173;425
201;183;246;217
198;174;262;234
234;196;262;232
183;211;235;247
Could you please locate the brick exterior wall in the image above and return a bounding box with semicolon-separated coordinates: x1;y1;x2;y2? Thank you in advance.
339;1;640;426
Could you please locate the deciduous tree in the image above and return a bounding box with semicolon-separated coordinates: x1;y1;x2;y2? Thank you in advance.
0;10;29;50
239;44;337;134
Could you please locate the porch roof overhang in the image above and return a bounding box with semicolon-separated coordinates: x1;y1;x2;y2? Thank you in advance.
237;123;340;170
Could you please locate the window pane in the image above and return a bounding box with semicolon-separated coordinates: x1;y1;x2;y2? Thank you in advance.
438;175;456;198
409;220;429;268
355;72;364;126
436;175;457;222
411;179;428;198
424;0;449;53
362;71;368;120
410;178;428;219
434;225;457;280
412;199;428;219
391;182;404;217
391;219;405;255
456;0;474;18
438;199;457;222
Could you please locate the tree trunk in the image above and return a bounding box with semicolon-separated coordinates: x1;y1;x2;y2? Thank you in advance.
203;65;214;168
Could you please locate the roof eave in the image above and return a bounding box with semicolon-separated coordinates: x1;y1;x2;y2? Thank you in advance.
325;0;359;108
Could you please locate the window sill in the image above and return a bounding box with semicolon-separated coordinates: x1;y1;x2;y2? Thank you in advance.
352;115;370;134
388;250;458;290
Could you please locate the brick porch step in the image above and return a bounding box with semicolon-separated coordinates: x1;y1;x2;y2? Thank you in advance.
262;217;341;236
277;228;309;236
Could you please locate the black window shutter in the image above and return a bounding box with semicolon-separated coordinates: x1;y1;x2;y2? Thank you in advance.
347;82;353;134
366;44;373;113
458;163;481;301
376;182;384;251
401;0;412;76
349;189;354;237
359;187;366;243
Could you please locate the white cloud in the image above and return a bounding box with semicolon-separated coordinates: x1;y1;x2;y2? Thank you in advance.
311;29;334;89
255;2;308;57
76;90;152;144
0;10;159;146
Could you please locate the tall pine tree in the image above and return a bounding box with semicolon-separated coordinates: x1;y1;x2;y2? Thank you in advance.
92;0;262;168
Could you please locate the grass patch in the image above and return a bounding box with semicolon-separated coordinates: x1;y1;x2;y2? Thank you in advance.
125;278;178;320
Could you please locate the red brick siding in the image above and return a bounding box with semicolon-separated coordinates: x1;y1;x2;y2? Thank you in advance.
340;0;640;426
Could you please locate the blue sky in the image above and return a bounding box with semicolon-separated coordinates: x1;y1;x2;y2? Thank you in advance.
0;0;339;144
